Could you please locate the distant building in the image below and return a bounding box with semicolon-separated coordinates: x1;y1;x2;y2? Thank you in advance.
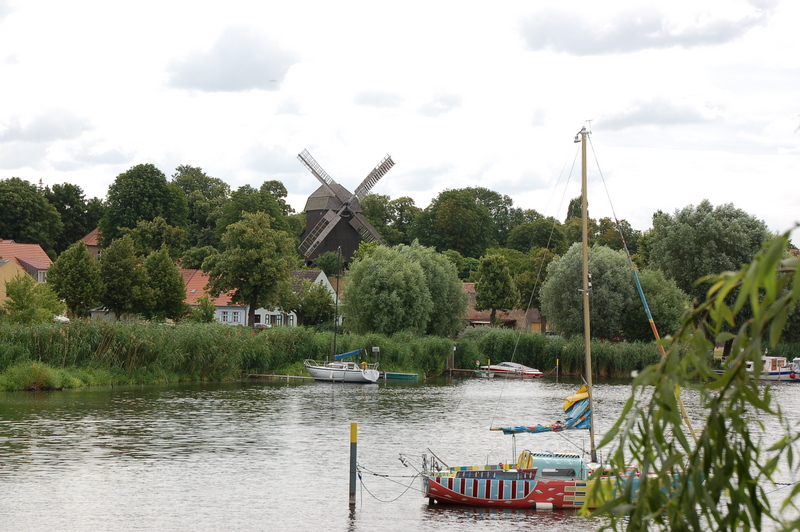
0;239;52;283
80;228;102;260
181;269;335;327
462;282;547;332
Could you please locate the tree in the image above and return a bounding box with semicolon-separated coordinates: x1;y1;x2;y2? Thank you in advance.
515;247;557;310
0;177;63;258
540;243;689;340
100;235;152;317
474;254;519;326
186;295;216;323
598;231;800;531
171;165;230;248
180;245;217;270
595;217;640;254
281;279;334;326
312;251;341;277
389;196;421;245
412;189;495;258
215;183;289;239
649;200;771;303
203;212;297;327
506;218;567;255
46;241;104;317
618;268;689;341
397;241;468;337
42;183;104;255
342;246;433;335
121;216;187;259
99;163;188;244
143;247;187;321
461;187;516;246
0;273;66;324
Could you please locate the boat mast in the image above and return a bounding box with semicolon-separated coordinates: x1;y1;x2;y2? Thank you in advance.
577;126;598;463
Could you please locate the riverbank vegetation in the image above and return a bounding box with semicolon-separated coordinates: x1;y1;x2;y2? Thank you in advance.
1;319;762;391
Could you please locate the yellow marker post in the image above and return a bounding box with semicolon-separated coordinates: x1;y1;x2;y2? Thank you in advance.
349;423;358;505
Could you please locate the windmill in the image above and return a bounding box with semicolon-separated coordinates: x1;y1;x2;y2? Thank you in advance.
297;149;395;263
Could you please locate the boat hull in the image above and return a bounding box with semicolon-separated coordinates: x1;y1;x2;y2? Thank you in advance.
304;362;379;383
423;474;611;509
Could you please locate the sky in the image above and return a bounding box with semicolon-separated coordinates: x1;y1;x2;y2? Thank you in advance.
1;0;798;236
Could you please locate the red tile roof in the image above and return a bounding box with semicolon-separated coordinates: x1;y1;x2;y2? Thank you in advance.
81;228;101;247
0;241;52;268
180;269;238;307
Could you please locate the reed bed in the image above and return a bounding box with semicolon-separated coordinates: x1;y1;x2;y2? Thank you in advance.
1;321;676;391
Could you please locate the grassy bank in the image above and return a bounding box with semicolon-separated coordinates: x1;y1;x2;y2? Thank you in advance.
0;321;454;391
2;321;762;391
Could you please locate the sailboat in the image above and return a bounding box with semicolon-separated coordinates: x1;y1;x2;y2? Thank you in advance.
420;126;644;509
303;247;380;384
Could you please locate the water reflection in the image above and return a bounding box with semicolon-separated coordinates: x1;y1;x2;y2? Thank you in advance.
0;377;798;531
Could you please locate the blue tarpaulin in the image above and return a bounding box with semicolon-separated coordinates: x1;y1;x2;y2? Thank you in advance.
333;349;361;361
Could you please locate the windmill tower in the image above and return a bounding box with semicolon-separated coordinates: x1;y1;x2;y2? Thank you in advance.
297;149;395;263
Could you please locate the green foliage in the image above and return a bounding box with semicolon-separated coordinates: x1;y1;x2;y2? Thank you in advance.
203;211;297;326
46;241;104;316
100;235;152;316
597;230;800;531
342;246;433;335
143;247;188;321
180;245;217;270
312;251;341;276
620;268;689;342
215;183;290;239
171;164;230;248
455;327;661;377
397;241;468;337
0;177;63;257
412;188;496;258
0;273;66;324
541;243;689;341
280;278;334;326
515;247;556;309
121;216;187;259
186;295;216;323
506;218;567;255
649;199;770;303
42;183;104;255
474;254;518;325
99;163;189;244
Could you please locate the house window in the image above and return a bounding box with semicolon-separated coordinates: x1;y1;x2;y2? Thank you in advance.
232;312;240;324
287;315;294;327
221;311;229;323
254;314;261;324
38;271;47;283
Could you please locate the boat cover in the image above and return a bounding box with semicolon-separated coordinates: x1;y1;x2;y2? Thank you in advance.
333;349;362;361
494;385;592;435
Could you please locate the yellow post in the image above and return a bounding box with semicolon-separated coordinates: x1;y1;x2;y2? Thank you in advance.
349;423;358;505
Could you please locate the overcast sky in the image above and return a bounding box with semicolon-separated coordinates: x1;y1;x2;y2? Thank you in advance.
1;0;797;236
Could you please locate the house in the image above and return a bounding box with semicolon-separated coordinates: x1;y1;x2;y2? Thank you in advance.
0;239;52;284
0;258;28;302
462;282;547;332
253;270;336;327
80;228;102;260
181;269;247;325
181;269;335;327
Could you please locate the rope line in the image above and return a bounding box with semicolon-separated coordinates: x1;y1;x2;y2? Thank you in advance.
356;464;424;502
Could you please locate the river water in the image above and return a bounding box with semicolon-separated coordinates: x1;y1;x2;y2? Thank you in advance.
1;376;798;531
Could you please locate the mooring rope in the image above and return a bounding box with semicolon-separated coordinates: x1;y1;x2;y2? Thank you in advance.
356;464;424;502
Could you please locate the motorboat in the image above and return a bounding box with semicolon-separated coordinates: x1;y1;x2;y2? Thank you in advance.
480;361;543;378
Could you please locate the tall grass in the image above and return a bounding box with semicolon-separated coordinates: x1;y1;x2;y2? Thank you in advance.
0;321;668;391
456;327;662;378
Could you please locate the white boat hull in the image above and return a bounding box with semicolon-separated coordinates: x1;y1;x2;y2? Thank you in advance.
304;360;379;383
